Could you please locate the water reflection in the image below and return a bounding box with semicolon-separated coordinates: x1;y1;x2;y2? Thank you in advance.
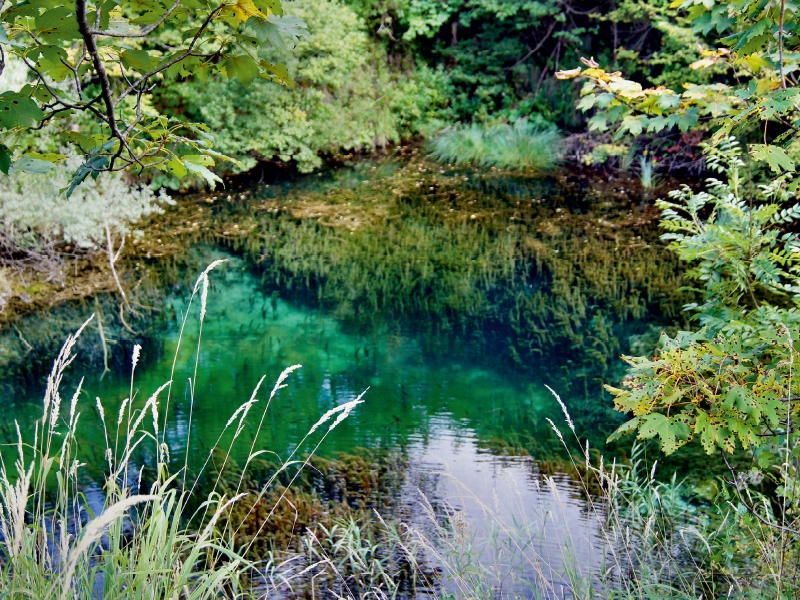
5;251;608;597
407;424;606;598
56;253;567;470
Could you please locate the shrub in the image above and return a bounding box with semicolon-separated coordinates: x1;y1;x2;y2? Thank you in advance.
167;0;449;174
0;154;172;252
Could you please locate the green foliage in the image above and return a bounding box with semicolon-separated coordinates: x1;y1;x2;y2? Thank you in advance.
346;0;713;127
658;138;800;331
0;152;173;251
557;0;800;173
0;0;306;193
429;119;562;172
167;0;448;173
607;139;800;458
608;327;793;455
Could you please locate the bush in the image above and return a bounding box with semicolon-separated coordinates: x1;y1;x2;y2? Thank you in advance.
167;0;449;174
0;153;172;313
0;154;172;252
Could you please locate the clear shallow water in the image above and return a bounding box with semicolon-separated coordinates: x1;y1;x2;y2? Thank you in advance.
4;252;609;587
20;253;569;468
2;156;681;593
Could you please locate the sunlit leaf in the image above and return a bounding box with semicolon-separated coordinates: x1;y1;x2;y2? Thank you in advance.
120;49;156;72
751;144;796;173
247;14;308;46
34;7;80;43
184;156;222;187
222;54;260;85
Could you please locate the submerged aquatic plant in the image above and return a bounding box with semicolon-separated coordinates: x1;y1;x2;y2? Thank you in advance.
429;120;563;172
135;152;688;434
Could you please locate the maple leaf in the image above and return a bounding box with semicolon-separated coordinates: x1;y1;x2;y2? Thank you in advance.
223;0;268;26
751;144;796;174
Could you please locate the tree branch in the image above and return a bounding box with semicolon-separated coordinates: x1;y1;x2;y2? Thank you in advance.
113;6;224;107
505;21;557;72
76;0;124;160
92;0;182;38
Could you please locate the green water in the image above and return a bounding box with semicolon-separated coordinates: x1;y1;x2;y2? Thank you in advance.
13;253;568;470
0;158;687;588
1;155;685;476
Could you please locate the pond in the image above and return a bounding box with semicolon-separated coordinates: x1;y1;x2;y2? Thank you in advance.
0;151;688;595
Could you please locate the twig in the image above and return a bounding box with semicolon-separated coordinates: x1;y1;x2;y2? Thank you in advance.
721;452;800;536
92;0;182;38
104;223;128;305
505;21;557;72
13;325;33;354
94;296;111;379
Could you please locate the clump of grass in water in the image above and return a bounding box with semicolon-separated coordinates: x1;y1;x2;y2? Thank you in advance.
0;262;366;599
637;155;661;209
429;119;563;172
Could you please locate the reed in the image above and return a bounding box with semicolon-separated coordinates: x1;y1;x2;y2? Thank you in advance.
637;155;661;207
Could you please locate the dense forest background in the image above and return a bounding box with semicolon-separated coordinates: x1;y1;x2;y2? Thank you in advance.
140;0;713;178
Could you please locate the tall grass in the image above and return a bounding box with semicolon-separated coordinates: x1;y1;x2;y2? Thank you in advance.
429;120;563;172
7;264;797;599
0;263;366;599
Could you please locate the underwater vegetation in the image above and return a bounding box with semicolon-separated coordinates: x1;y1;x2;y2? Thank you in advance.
429;120;563;172
0;243;225;383
142;152;693;420
1;152;691;442
208;449;408;557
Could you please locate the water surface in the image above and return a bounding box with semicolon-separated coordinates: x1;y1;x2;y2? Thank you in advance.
0;157;681;594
